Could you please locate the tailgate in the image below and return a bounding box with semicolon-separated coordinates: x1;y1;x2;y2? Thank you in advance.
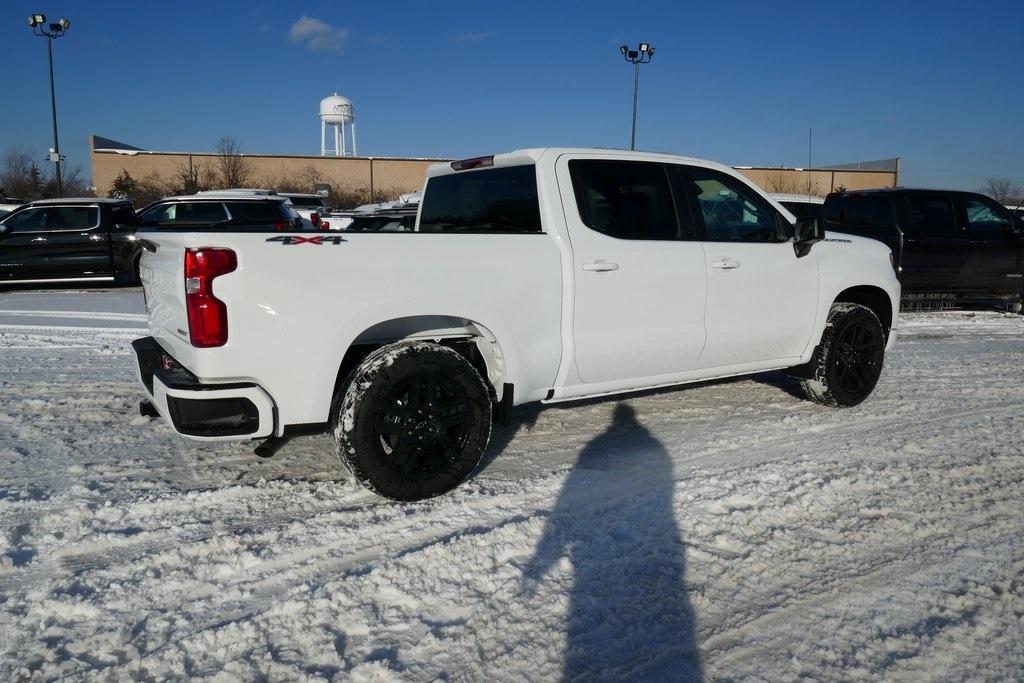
138;233;191;360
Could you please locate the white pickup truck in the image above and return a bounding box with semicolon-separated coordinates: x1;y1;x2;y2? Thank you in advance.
134;148;900;500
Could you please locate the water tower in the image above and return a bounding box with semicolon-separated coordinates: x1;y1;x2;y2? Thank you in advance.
320;94;357;157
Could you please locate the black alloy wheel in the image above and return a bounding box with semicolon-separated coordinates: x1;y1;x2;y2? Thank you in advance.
335;341;492;501
374;371;474;478
831;319;884;397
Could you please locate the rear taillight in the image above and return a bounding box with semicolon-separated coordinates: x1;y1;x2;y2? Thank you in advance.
184;248;237;348
274;220;288;231
310;211;320;227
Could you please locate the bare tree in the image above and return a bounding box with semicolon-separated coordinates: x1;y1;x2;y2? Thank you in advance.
173;157;216;195
982;177;1015;204
764;172;822;197
1;147;92;199
214;136;254;189
1;149;37;198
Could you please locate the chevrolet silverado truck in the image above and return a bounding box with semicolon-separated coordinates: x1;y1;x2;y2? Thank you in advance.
133;148;900;501
1;197;141;285
822;188;1024;309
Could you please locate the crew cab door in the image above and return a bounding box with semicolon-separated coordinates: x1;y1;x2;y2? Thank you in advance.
35;205;112;279
957;195;1024;294
556;155;707;384
677;164;819;368
898;194;967;292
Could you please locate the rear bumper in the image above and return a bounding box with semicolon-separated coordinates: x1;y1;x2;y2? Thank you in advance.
132;337;275;441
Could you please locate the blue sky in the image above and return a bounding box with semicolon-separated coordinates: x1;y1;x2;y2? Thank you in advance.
5;0;1023;191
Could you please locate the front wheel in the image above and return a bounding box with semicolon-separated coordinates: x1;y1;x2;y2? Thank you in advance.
799;302;886;407
334;341;492;501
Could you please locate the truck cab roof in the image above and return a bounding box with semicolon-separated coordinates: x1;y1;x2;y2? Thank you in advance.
428;148;745;179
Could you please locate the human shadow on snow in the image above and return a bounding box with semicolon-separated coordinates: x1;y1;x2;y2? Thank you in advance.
520;403;703;680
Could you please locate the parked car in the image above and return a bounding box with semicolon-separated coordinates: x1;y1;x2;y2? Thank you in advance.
1006;204;1024;220
769;193;824;219
136;193;303;231
133;148;899;501
0;197;142;285
281;193;326;221
329;193;420;232
822;188;1024;305
0;196;25;215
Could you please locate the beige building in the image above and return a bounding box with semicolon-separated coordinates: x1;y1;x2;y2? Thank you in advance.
736;161;900;196
90;136;445;200
90;135;898;201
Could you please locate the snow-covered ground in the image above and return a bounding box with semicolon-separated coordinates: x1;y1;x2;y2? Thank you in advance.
1;290;1022;680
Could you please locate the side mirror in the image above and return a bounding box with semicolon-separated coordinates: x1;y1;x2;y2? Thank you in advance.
793;217;824;257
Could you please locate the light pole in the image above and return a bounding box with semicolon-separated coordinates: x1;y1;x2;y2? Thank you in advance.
28;13;70;197
619;42;654;151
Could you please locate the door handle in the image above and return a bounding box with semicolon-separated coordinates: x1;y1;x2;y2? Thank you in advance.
712;259;741;269
31;237;46;243
582;261;619;272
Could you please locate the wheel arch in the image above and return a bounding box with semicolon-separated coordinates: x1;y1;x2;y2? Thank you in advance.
330;315;512;417
833;285;894;338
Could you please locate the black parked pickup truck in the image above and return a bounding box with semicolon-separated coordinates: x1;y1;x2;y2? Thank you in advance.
822;188;1024;307
0;198;143;286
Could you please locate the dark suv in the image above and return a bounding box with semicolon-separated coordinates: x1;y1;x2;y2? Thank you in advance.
822;188;1024;305
137;195;303;231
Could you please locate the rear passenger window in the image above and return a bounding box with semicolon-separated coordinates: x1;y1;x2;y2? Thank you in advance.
419;165;541;233
844;196;893;228
905;196;955;234
569;160;684;240
683;167;780;242
48;206;99;231
141;202;228;225
225;202;285;224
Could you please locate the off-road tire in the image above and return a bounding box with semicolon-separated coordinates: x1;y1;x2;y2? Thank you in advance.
799;302;886;408
334;341;492;501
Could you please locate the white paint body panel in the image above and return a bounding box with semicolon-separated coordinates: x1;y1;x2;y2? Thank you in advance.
138;148;900;440
554;153;708;383
697;240;819;368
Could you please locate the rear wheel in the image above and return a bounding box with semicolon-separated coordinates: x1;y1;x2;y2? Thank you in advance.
334;341;492;501
799;302;886;407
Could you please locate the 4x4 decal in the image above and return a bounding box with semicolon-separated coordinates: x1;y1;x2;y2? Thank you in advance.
266;235;346;245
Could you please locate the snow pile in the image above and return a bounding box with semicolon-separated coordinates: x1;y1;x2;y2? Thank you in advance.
0;300;1022;679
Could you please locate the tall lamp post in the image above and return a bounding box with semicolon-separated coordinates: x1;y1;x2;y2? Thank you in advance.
619;42;654;151
28;13;70;197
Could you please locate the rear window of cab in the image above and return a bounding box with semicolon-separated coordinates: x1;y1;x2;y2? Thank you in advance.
419;165;542;234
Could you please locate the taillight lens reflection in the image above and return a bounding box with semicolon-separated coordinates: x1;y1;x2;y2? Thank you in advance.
184;248;237;348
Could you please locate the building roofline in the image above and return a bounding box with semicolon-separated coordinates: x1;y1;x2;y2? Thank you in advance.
92;148;451;162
